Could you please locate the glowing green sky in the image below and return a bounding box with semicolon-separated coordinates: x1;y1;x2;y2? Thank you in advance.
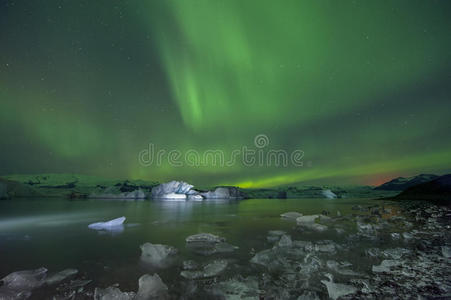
1;0;450;187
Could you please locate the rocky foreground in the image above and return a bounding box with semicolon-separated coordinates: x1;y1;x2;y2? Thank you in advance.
1;201;450;299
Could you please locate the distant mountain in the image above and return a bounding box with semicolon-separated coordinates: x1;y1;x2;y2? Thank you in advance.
395;174;451;204
374;174;439;191
1;173;159;198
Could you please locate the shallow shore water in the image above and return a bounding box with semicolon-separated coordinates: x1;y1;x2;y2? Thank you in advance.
0;198;450;299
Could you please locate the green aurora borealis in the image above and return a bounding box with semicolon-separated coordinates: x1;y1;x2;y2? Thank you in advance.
1;0;450;187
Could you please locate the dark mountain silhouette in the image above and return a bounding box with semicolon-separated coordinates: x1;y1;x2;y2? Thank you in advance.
395;174;451;204
374;174;438;191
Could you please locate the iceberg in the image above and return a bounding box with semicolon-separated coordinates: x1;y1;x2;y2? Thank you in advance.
322;189;337;199
151;181;193;199
88;216;126;230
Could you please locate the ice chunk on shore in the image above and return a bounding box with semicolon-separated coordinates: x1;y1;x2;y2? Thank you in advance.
278;235;292;247
88;217;125;230
44;268;78;285
1;267;47;290
372;259;402;273
442;246;451;258
140;243;177;266
94;286;135;300
136;274;168;299
181;260;228;279
321;274;357;300
210;276;260;299
203;260;228;277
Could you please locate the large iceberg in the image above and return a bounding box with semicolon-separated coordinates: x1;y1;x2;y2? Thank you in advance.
151;181;194;199
88;216;126;231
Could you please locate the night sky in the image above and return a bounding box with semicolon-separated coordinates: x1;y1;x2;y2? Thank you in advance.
1;0;450;187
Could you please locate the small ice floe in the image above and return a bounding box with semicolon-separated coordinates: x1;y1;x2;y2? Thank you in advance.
140;242;178;267
296;215;328;232
88;216;126;231
185;233;237;256
280;212;302;220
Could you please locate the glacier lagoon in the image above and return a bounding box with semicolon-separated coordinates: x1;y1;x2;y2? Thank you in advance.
0;197;450;299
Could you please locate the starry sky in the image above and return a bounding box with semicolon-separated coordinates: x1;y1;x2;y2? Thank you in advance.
1;0;450;187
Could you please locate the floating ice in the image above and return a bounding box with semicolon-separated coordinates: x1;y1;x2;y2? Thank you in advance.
186;233;225;243
88;216;126;230
280;212;302;219
140;242;177;266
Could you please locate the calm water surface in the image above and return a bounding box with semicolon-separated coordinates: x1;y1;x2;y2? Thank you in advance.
0;197;397;294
